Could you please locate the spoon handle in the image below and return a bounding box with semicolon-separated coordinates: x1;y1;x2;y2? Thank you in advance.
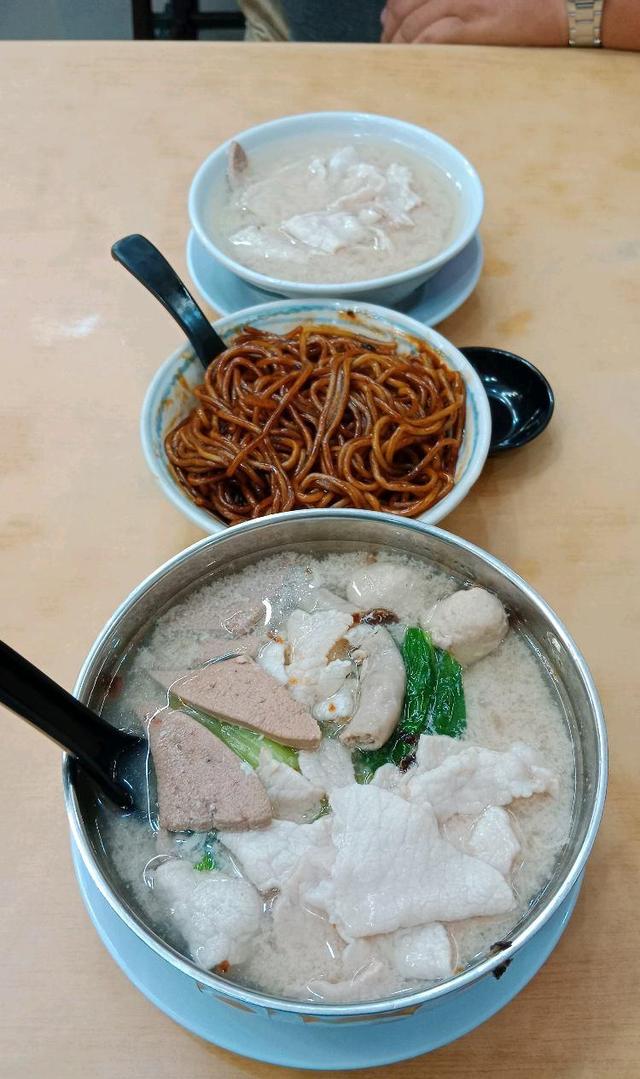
111;234;227;369
0;640;137;808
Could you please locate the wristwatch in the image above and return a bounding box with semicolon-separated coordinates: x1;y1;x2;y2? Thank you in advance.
567;1;605;46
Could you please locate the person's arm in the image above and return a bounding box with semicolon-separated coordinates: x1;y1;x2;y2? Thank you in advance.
381;0;640;50
601;0;640;49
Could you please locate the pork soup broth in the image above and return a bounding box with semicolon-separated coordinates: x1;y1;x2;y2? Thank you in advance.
213;136;460;284
99;551;574;1004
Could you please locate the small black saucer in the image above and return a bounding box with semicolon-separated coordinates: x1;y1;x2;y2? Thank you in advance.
460;347;555;455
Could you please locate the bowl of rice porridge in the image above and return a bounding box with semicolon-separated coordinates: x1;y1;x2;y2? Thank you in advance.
188;112;484;306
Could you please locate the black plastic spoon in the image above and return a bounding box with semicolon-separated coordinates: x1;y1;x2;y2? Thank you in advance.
0;639;141;809
111;234;227;370
0;640;244;810
460;347;555;456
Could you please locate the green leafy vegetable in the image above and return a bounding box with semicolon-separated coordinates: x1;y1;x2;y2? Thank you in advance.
427;647;466;737
401;625;437;736
170;694;300;772
194;850;216;872
402;627;466;739
194;832;218;871
353;626;466;782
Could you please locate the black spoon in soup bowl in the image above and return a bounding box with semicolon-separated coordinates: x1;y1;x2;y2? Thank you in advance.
0;640;240;811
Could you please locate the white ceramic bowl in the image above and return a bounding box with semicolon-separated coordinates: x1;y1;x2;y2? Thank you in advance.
188;112;484;306
141;299;491;534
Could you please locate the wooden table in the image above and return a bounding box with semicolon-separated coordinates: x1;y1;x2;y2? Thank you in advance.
1;40;638;1079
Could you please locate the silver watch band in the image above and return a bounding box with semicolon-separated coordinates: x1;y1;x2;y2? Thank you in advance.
567;1;605;46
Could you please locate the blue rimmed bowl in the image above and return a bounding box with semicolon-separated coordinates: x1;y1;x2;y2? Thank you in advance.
140;299;491;534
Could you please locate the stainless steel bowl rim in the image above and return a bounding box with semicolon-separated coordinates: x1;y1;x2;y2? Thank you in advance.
64;509;607;1018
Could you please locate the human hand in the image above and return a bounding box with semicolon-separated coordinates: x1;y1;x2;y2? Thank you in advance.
381;0;568;46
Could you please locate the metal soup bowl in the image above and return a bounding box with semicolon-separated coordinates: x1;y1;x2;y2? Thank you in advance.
63;510;607;1034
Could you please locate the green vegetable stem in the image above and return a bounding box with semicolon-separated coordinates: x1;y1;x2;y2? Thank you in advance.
354;626;466;781
170;693;300;772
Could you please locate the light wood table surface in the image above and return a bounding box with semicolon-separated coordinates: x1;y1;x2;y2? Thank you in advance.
1;40;639;1079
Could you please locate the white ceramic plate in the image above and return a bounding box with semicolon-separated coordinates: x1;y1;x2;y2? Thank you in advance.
141;299;491;535
187;230;483;327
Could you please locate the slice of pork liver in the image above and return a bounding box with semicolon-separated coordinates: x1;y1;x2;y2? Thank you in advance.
171;657;321;750
149;637;263;694
149;708;272;832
